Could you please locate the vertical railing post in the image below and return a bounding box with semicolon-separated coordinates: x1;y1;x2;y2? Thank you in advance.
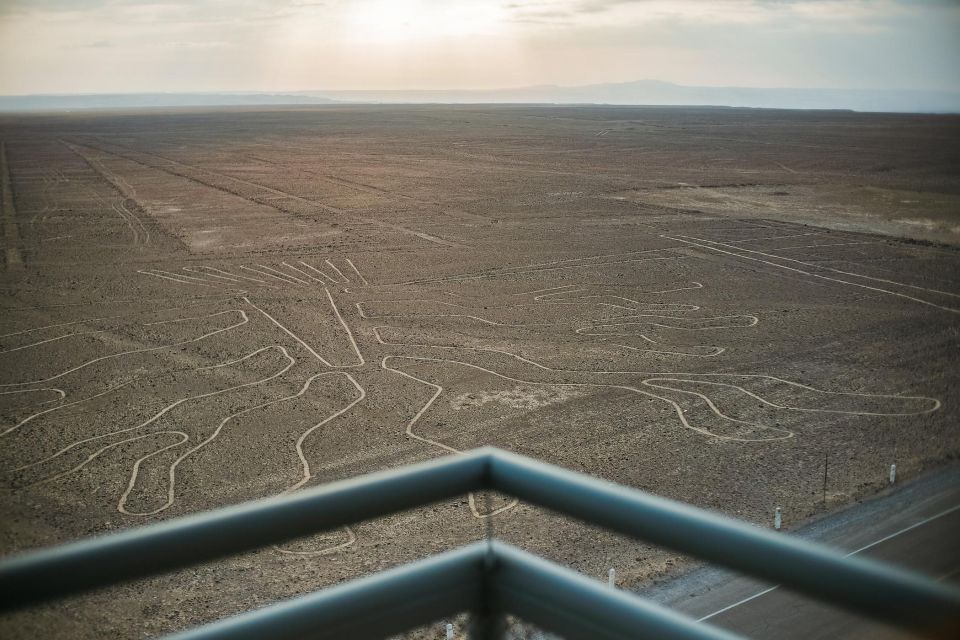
468;542;505;640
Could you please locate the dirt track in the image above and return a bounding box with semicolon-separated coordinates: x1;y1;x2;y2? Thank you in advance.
0;105;958;638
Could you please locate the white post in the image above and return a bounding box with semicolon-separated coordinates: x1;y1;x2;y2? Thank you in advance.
774;507;782;530
446;622;454;639
608;567;616;588
889;464;897;484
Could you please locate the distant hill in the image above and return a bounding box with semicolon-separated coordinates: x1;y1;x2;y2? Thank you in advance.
2;81;958;113
310;80;960;113
0;92;338;111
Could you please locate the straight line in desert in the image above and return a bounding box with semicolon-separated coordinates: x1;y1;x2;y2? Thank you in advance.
344;259;370;286
665;234;960;313
239;265;303;285
281;261;327;284
77;139;463;248
182;267;252;285
139;269;225;288
357;297;696;318
296;260;339;284
682;234;960;298
242;296;333;366
395;247;683;285
1;142;24;271
0;309;250;389
61;141;150;246
359;299;749;330
324;288;364;367
374;325;722;360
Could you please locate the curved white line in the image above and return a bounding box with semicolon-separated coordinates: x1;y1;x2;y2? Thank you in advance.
382;357;519;518
21;346;294;485
0;330;108;354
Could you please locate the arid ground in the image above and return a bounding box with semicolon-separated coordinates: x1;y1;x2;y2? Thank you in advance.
0;105;958;638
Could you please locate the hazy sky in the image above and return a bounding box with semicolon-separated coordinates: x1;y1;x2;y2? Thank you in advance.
0;0;958;95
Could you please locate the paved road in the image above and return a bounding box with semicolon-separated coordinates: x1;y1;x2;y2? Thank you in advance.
643;465;960;639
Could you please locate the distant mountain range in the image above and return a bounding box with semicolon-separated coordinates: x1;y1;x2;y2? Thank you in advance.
2;81;958;113
0;92;338;111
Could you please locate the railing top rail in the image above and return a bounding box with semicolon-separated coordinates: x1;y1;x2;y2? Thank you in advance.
0;447;957;634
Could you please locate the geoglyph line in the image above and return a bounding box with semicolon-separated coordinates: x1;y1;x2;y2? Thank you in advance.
79;138;461;248
324;289;364;367
16;351;364;552
383;353;938;452
281;262;325;284
382;356;518;518
138;269;224;289
274;372;366;556
398;254;684;285
577;314;759;334
137;258;358;291
345;258;370;286
0;388;66;404
297;261;338;283
325;259;349;283
530;282;704;299
615;338;725;358
681;235;960;299
0;315;123;339
255;264;313;286
666;234;960;313
240;265;303;285
0;329;109;355
242;297;333;366
18;345;295;482
371;324;941;416
0;310;249;388
181;267;250;285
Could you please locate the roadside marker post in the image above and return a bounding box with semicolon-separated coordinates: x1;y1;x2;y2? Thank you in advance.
608;567;616;588
889;464;897;485
774;507;782;530
446;622;454;639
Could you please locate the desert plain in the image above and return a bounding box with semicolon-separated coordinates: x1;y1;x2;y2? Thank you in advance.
0;105;958;637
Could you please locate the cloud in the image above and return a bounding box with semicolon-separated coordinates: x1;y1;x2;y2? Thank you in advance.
0;0;957;94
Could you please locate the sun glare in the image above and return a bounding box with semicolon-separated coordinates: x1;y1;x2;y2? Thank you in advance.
342;0;509;44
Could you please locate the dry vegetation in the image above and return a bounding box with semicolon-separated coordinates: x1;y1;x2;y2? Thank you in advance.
0;105;958;638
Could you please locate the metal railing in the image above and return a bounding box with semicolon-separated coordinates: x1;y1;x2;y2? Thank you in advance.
1;447;957;639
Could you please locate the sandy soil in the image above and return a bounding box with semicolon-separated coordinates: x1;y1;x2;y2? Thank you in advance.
0;105;958;638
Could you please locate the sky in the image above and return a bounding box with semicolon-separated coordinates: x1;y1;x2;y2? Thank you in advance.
0;0;958;95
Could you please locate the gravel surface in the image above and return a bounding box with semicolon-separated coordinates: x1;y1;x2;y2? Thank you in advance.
0;105;958;638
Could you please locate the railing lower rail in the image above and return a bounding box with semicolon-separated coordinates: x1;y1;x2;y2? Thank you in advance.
0;447;957;639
